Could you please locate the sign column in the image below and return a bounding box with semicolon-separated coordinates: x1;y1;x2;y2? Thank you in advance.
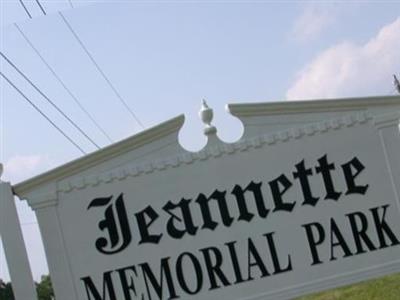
29;190;78;300
0;166;38;300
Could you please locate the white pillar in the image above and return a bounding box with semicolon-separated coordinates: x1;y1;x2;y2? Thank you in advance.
33;201;78;300
0;167;38;300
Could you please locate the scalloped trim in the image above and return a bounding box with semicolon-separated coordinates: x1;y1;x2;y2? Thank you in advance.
57;112;373;194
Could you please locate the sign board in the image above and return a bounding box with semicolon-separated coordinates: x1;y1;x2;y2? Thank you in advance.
13;96;400;300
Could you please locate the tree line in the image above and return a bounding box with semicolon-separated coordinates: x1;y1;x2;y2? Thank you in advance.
0;275;54;300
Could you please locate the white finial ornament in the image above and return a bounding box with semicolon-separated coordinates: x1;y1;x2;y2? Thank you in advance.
199;100;217;135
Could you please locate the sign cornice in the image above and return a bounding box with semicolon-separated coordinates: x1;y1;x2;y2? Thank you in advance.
228;95;400;117
58;111;375;194
13;114;185;198
13;96;400;200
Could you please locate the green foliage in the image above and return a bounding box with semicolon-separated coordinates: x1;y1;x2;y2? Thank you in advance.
36;275;54;300
0;275;54;300
296;273;400;300
0;280;14;300
0;272;399;299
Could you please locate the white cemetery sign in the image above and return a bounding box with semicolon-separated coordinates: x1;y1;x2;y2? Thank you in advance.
11;96;400;300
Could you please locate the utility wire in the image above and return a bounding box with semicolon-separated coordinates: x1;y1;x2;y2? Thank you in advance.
0;72;86;154
59;12;145;129
14;23;113;144
35;0;46;15
18;0;32;19
68;0;74;9
0;51;101;150
394;75;400;94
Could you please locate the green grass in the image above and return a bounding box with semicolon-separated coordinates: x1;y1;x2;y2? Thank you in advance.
296;273;400;300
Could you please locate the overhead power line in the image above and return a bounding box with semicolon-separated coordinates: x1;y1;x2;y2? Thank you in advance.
68;0;74;9
0;51;101;150
35;0;46;15
0;72;86;154
18;0;32;19
58;12;145;130
14;23;113;144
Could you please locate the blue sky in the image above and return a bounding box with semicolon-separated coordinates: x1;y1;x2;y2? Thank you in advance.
1;0;399;281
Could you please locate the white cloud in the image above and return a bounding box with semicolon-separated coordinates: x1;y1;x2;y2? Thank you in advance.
3;154;49;183
291;5;335;43
286;18;400;100
5;155;42;173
